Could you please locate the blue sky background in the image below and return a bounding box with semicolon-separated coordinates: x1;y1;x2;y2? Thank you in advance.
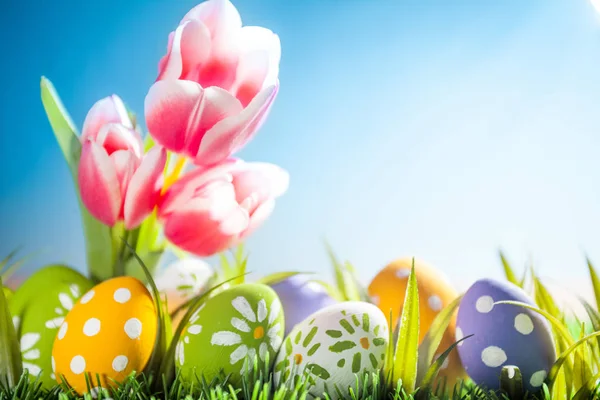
2;0;600;304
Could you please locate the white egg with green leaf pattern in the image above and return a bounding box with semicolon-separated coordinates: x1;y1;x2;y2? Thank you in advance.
274;301;389;400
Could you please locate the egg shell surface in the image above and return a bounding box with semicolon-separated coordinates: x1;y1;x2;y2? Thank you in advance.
9;265;92;388
175;283;284;386
51;276;158;395
269;275;337;336
274;301;388;400
455;278;556;392
367;257;465;384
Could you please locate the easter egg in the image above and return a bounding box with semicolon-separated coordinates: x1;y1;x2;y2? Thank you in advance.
455;278;556;392
268;275;337;336
175;283;284;386
274;301;388;400
155;257;213;330
9;265;92;388
367;257;464;384
51;276;158;395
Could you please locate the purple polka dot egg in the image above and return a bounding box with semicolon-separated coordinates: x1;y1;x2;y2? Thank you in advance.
268;274;337;336
455;278;556;392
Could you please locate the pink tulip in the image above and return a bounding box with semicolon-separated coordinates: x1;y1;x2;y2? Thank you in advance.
158;158;288;256
145;0;281;166
78;95;167;229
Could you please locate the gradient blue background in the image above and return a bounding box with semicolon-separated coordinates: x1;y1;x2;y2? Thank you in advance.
2;0;600;305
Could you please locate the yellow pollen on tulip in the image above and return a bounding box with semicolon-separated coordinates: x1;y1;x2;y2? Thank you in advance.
161;156;187;194
253;326;265;339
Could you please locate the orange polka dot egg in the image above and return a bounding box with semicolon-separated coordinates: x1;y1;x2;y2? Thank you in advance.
51;276;158;394
368;257;465;384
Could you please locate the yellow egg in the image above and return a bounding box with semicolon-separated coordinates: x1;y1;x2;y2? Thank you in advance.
51;276;158;395
368;257;465;385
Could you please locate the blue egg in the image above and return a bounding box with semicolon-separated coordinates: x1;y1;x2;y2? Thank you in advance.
455;278;556;392
268;275;337;336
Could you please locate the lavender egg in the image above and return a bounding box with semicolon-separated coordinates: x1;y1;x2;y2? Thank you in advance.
455;278;556;392
269;275;337;336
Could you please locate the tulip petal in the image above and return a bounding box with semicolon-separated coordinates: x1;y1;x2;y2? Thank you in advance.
123;147;167;229
110;150;138;209
231;27;281;106
81;95;132;142
159;158;241;217
157;20;212;81
245;162;289;198
162;182;249;256
187;86;243;158
145;80;204;154
240;198;275;240
96;123;143;157
181;0;242;39
196;84;278;165
78;141;122;226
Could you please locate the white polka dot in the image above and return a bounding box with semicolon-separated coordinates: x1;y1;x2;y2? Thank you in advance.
530;370;547;387
514;313;534;335
51;356;56;373
58;322;68;340
80;290;95;304
475;296;494;313
395;269;410;279
481;346;507;367
83;318;101;336
113;288;131;304
112;355;129;372
435;353;450;370
428;295;443;311
70;355;86;374
370;295;380;305
456;326;464;346
124;318;142;339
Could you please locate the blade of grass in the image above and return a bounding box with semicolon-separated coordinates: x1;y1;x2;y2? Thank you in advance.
586;257;600;314
498;250;521;287
416;294;463;384
0;277;22;387
419;335;472;390
392;259;419;393
121;239;166;387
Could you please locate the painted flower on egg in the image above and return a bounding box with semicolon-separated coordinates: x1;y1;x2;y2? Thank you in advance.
175;303;206;365
275;307;387;385
175;283;284;385
20;333;43;376
211;295;283;372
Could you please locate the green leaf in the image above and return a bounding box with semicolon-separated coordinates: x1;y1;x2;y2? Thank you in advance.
586;257;600;314
121;240;166;388
499;366;523;400
257;271;309;286
498;250;521;287
41;77;113;283
392;259;419;393
0;277;22;387
307;279;344;301
547;330;600;390
416;294;463;384
573;323;592;393
324;241;363;301
419;334;472;390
